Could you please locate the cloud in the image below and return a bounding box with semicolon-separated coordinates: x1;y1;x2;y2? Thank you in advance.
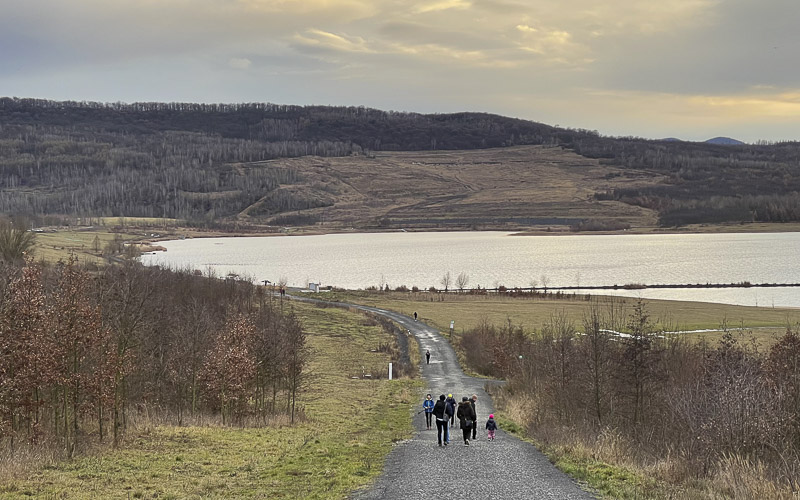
0;0;798;141
229;58;252;70
293;29;374;54
412;0;472;14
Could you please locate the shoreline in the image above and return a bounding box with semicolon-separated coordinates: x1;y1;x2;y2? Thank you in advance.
145;221;800;243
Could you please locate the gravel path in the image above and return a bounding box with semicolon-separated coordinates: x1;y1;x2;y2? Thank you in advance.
345;304;596;500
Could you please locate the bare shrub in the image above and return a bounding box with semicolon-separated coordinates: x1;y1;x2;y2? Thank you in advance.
458;301;800;495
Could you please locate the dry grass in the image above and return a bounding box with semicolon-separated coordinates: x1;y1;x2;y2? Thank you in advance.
708;455;799;500
496;392;800;499
32;229;141;265
327;291;800;346
249;145;661;229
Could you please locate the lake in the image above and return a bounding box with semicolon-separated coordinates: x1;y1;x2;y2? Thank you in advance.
139;231;800;308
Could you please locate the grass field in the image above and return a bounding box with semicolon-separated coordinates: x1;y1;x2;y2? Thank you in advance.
0;301;418;499
321;291;800;346
31;229;143;265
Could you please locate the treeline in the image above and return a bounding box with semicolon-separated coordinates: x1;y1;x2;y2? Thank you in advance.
460;300;800;494
0;258;308;455
0;98;562;150
579;136;800;225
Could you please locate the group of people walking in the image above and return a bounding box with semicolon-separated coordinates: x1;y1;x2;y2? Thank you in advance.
422;393;498;446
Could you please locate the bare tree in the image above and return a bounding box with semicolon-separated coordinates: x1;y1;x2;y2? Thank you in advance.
440;271;452;292
540;275;550;293
282;309;309;424
456;272;470;292
580;304;614;425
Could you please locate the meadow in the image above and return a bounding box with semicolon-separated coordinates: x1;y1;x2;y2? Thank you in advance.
324;290;800;345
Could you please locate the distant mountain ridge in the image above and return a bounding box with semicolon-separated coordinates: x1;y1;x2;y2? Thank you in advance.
704;137;746;145
659;137;746;145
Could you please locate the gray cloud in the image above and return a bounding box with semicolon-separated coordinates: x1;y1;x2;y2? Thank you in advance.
590;0;800;94
0;0;798;141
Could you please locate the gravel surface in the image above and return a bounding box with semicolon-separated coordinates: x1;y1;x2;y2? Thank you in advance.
347;305;596;500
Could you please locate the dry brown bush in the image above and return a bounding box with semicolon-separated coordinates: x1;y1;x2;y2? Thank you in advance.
459;304;800;496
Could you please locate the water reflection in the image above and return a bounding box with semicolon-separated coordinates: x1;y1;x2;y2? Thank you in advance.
140;231;800;308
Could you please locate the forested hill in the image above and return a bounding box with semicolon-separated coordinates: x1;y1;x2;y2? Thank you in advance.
2;97;800;227
0;97;566;151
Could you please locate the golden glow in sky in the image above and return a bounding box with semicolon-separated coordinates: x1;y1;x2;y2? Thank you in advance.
1;0;797;142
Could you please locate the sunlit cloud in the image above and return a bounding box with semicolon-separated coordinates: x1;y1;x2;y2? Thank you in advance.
412;0;472;14
565;87;800;138
689;91;800;118
293;29;375;54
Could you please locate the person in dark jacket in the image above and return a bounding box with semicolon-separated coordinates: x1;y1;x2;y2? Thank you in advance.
425;349;431;364
422;394;435;429
432;394;454;446
486;414;498;441
456;396;476;445
446;394;457;426
469;394;478;440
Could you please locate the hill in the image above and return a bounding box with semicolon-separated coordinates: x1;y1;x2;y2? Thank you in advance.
705;136;746;145
251;146;659;230
1;97;799;229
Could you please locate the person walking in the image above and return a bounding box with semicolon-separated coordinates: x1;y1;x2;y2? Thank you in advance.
446;394;457;427
414;311;418;321
422;394;435;430
486;414;498;441
456;396;476;445
425;349;431;364
432;394;453;446
470;394;478;440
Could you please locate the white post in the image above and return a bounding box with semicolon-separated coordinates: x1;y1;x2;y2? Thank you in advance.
389;363;393;380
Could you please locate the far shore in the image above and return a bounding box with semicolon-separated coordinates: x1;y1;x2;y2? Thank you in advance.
140;221;800;243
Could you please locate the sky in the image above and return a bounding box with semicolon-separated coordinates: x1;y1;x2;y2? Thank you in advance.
1;0;798;143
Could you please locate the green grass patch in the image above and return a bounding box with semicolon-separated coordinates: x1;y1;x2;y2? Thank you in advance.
1;301;418;499
33;229;142;265
549;451;660;499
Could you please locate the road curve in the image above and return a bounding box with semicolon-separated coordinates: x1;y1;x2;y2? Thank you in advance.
296;297;595;499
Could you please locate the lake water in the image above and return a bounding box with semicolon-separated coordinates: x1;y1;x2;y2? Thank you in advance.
139;231;800;308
